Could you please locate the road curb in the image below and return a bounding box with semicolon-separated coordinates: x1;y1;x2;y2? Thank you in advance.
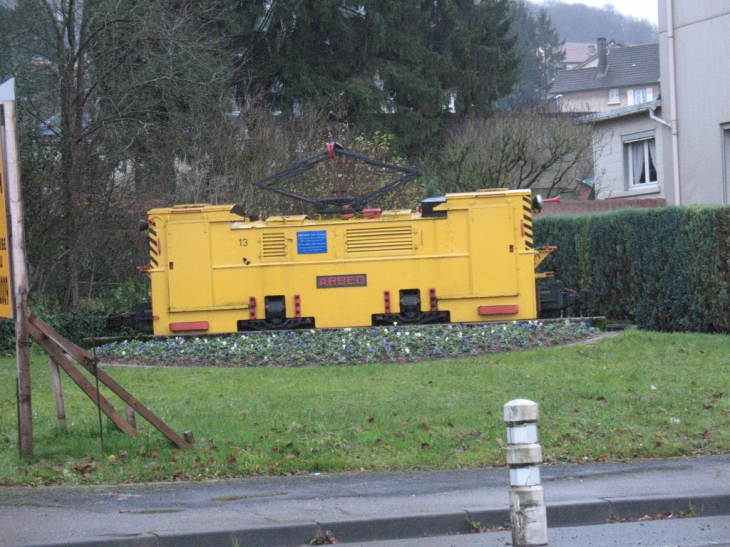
18;493;730;547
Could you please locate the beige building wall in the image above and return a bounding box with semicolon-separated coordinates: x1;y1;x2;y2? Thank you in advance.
658;0;730;205
560;84;661;113
593;113;666;200
559;90;610;113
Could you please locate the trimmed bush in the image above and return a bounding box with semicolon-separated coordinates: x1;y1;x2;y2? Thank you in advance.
535;206;730;332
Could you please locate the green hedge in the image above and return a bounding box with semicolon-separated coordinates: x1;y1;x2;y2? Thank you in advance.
534;206;730;332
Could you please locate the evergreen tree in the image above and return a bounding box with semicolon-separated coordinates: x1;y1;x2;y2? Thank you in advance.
534;7;565;96
230;0;519;153
500;2;563;108
503;0;540;107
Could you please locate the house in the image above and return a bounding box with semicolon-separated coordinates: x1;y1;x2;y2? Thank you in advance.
548;39;660;113
587;1;730;205
582;98;667;199
543;38;664;201
560;42;597;70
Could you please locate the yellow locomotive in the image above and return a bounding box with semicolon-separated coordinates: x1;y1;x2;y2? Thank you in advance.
117;144;575;336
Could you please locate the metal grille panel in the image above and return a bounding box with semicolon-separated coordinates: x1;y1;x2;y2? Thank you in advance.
346;226;413;254
262;232;286;258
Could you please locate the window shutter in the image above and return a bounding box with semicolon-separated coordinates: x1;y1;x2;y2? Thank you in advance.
627;90;635;106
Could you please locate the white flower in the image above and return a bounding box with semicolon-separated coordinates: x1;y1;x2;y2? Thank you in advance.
405;347;410;354
651;385;657;390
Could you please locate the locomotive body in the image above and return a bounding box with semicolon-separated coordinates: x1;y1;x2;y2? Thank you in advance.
140;189;554;336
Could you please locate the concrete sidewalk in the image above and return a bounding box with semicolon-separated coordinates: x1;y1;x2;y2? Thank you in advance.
1;456;730;546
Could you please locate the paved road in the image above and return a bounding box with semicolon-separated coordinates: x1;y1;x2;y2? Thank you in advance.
1;455;730;546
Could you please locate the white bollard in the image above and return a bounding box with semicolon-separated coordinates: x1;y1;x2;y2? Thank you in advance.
504;399;548;546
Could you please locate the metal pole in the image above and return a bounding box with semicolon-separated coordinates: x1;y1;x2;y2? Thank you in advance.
504;399;547;546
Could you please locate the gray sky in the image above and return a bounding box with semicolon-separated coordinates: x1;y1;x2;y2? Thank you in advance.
539;1;659;25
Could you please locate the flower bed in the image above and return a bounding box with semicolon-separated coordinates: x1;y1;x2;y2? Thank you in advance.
97;320;599;367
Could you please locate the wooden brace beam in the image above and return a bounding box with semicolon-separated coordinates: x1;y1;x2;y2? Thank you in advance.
28;314;191;449
28;322;137;436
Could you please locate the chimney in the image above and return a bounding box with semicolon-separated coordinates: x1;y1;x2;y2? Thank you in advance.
597;37;607;76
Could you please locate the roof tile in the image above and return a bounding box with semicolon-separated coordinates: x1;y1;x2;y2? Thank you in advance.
550;43;659;94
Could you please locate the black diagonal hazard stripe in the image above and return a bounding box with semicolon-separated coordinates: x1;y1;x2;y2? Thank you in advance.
523;218;534;249
522;196;534;248
148;236;158;256
523;201;533;221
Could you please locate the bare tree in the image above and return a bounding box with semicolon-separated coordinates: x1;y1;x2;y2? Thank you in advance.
2;0;232;309
172;96;424;217
436;110;603;197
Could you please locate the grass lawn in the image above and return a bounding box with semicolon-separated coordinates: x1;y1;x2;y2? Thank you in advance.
1;328;729;486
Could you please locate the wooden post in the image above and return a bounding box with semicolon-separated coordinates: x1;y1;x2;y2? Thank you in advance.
126;405;136;429
48;355;68;432
2;99;32;457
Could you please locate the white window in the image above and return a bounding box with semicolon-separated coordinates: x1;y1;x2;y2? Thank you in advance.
608;88;620;104
625;138;657;186
627;88;654;106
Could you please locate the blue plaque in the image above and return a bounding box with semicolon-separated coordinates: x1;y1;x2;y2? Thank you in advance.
297;230;328;254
